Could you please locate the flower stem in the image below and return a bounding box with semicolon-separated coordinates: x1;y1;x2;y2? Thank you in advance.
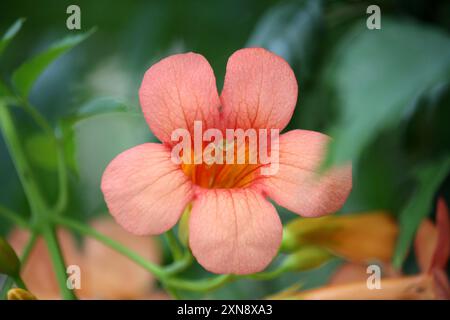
0;101;76;300
0;103;47;216
41;225;77;300
165;229;184;261
12;276;27;291
0;204;29;229
166;274;233;292
165;252;193;275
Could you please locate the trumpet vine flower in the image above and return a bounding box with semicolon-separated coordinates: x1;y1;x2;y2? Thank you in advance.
101;48;352;274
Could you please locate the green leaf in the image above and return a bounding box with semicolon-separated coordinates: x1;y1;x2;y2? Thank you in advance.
77;97;128;116
12;28;95;97
25;133;58;171
73;112;154;213
393;156;450;268
57;98;131;175
247;0;322;77
324;19;450;167
0;18;25;57
0;237;20;277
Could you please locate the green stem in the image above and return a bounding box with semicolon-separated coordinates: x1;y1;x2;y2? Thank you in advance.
247;265;289;280
53;137;68;214
41;225;76;300
53;215;167;280
12;276;27;291
166;274;233;292
165;229;184;261
165;252;193;275
0;204;29;228
0;103;47;216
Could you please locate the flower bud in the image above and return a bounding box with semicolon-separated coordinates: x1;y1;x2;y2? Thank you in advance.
0;237;20;277
7;288;37;300
281;212;398;263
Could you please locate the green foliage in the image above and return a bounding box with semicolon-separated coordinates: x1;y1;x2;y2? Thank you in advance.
247;0;322;78
393;156;450;268
324;19;450;168
25;133;58;170
12;29;95;97
0;237;20;277
1;0;450;300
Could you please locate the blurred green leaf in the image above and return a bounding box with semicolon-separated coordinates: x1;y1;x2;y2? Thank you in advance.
403;81;450;162
324;19;450;167
24;133;58;171
0;18;25;57
73;112;154;213
393;155;450;269
0;237;20;277
247;0;322;77
12;28;95;97
77;97;128;116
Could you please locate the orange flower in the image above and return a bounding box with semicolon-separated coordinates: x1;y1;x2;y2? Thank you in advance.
101;48;352;275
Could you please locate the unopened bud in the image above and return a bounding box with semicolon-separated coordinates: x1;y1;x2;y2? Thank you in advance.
7;288;37;300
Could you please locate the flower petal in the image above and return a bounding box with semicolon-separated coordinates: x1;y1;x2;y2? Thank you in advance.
139;52;221;145
259;130;352;217
101;143;193;235
415;198;450;273
221;48;298;131
189;188;282;274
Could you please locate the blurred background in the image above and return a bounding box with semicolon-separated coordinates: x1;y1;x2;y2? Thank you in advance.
0;0;449;299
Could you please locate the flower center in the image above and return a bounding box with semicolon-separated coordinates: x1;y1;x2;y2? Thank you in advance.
180;139;264;189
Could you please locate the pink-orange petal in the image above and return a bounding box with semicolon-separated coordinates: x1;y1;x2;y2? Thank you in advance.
189;188;282;275
258;130;352;217
101;143;193;235
414;198;450;273
139;52;221;145
220;48;298;131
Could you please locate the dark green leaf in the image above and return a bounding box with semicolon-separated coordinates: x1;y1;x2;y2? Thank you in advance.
0;237;20;277
247;0;322;77
324;19;450;167
393;156;450;268
77;97;128;116
12;28;95;97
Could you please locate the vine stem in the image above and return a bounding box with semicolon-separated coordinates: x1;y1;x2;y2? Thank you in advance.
0;103;46;216
41;225;76;300
0;204;29;228
165;229;184;261
166;274;233;292
0;101;76;300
